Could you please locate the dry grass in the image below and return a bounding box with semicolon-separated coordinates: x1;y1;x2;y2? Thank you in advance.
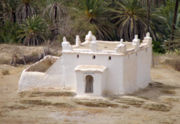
20;99;52;106
159;96;180;103
142;101;171;112
52;102;74;108
26;59;56;72
78;107;105;114
20;99;74;108
0;44;44;64
0;111;2;117
73;98;119;107
165;58;180;71
0;58;10;64
5;104;27;110
1;69;10;75
19;91;76;98
160;89;176;94
114;96;147;107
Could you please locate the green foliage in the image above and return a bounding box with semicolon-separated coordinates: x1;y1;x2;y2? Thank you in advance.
16;0;36;23
43;1;66;24
152;41;165;53
110;0;148;41
77;0;115;40
18;15;47;45
164;28;180;51
0;0;179;53
0;21;20;43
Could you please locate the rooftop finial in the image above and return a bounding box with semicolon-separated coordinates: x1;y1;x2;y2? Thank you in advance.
75;35;81;46
142;32;152;46
132;34;140;51
84;31;93;43
135;35;138;39
88;31;92;35
63;36;67;42
120;39;123;43
62;36;72;51
146;32;150;37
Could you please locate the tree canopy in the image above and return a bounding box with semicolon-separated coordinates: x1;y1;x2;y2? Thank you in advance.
0;0;179;52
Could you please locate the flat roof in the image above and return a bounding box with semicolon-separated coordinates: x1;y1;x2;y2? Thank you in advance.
73;40;134;51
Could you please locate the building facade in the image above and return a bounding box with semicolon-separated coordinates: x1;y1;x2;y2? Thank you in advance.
18;31;152;96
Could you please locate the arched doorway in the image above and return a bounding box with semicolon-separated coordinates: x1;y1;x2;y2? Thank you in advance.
85;75;93;93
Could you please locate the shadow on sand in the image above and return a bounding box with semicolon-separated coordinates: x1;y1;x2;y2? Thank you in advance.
132;81;180;101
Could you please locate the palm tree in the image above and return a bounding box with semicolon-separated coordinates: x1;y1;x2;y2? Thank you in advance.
0;0;4;25
147;0;151;32
6;0;19;23
0;0;20;43
110;0;148;41
16;0;35;23
0;20;20;43
42;0;69;41
171;0;179;41
18;15;47;46
78;0;115;40
43;0;66;24
155;0;175;35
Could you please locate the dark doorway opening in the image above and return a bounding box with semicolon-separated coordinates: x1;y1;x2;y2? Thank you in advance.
85;75;93;93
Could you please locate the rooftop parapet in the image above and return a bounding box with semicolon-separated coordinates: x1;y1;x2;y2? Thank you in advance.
142;32;152;46
115;39;127;54
65;31;152;55
61;37;72;52
132;35;140;51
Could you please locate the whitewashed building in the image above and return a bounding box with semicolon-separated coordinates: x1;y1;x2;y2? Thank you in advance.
18;31;152;96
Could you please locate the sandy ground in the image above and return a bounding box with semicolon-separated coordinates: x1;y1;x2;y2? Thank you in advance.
0;63;180;124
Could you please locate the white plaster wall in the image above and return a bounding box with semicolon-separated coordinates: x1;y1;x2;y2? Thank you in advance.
19;71;45;91
18;56;65;92
123;47;152;94
62;52;124;95
136;47;152;89
123;53;138;94
101;70;108;96
95;73;104;96
75;71;84;95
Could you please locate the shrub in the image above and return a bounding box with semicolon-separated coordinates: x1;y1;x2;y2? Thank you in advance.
18;15;47;46
1;69;10;75
152;41;165;53
0;21;20;43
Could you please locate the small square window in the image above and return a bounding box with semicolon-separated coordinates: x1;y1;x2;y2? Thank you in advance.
93;55;96;59
77;54;79;58
108;56;111;60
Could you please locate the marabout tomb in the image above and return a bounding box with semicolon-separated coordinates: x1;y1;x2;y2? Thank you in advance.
18;31;152;96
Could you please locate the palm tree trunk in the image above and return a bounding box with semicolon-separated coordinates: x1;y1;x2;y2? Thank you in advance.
171;0;179;41
163;0;166;6
12;11;16;23
54;3;58;23
156;0;159;7
147;0;151;32
25;3;29;19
